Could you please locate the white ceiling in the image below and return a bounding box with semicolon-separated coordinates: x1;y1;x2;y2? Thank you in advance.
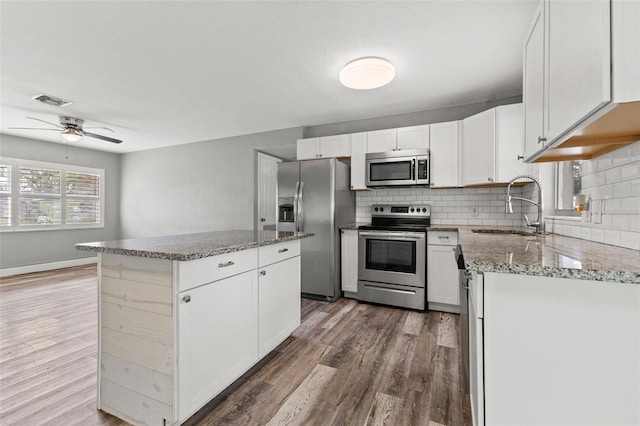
0;1;537;154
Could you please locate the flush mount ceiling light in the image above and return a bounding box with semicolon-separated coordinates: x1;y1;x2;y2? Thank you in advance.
61;127;83;143
339;57;395;90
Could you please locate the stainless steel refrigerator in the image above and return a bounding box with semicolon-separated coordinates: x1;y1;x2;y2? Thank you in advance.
277;158;355;301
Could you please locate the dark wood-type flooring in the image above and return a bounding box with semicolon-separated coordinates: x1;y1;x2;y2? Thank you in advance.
0;265;471;426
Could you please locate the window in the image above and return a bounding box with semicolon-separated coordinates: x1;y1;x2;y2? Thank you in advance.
555;160;582;216
0;158;104;231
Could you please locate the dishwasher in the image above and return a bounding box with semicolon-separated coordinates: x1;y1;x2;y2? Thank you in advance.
456;244;470;394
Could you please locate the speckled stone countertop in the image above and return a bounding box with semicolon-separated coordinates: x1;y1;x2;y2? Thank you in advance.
452;226;640;284
76;230;313;261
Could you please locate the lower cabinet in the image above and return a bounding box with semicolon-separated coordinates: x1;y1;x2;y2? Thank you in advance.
258;256;301;358
340;229;358;297
427;231;459;313
177;271;258;420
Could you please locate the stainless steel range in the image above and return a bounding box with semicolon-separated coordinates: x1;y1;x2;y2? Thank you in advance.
358;204;430;310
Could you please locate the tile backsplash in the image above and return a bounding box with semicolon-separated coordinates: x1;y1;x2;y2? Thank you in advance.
356;186;528;227
545;140;640;250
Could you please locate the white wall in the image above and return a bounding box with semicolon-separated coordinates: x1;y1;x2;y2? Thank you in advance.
119;127;302;238
0;134;121;269
545;141;640;250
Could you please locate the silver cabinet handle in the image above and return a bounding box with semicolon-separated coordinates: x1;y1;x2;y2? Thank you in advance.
538;136;546;144
278;248;289;253
260;270;266;276
488;177;494;182
183;295;191;303
260;218;266;222
438;235;449;239
218;261;235;268
517;155;524;160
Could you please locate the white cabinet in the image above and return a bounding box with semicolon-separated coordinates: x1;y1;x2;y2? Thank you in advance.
523;1;546;160
349;132;368;190
468;271;484;426
366;128;397;153
297;135;351;160
429;121;460;188
523;0;618;162
397;124;430;151
461;104;531;186
177;270;258;421
340;229;358;296
258;256;301;358
427;231;459;313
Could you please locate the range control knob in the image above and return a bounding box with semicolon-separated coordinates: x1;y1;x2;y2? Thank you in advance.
380;207;384;212
410;208;415;212
422;208;427;213
374;207;379;212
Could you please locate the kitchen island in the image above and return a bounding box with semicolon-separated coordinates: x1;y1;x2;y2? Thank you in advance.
77;230;312;426
454;227;640;426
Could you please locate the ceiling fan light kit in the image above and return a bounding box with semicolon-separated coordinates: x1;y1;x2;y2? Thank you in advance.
61;127;83;143
339;57;395;90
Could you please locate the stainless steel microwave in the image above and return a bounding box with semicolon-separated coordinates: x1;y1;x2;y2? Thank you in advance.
365;150;430;187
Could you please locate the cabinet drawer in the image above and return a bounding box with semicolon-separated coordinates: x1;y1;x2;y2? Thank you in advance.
259;240;300;267
427;231;458;246
177;248;258;292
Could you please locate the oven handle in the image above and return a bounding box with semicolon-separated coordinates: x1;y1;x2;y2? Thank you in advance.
359;231;425;240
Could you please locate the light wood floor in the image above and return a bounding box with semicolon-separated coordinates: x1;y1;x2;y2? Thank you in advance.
0;266;471;426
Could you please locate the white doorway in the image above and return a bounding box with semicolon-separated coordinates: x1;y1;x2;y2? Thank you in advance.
256;152;281;231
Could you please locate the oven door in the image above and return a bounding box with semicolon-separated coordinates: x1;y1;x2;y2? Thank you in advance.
358;230;426;288
366;156;416;187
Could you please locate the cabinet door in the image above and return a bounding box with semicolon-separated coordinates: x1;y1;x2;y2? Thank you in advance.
367;128;397;153
461;109;496;186
177;271;258;421
350;132;368;190
258;256;301;358
397;124;430;151
427;245;459;306
523;1;546;160
429;121;460;188
340;229;358;293
546;0;611;143
469;277;485;426
495;104;532;182
319;134;351;158
297;138;319;160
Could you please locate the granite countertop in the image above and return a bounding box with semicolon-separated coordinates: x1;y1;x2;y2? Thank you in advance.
76;230;313;261
451;226;640;284
338;222;370;230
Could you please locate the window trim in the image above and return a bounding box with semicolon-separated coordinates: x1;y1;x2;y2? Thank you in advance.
0;157;105;232
554;160;582;217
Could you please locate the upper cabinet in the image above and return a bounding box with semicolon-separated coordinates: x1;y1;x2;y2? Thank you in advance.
366;125;430;153
429;121;460;188
462;103;532;186
297;135;351;160
524;0;640;162
396;124;430;151
366;129;397;153
349;132;368;190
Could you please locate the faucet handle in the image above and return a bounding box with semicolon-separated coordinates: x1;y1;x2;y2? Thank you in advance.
524;214;531;226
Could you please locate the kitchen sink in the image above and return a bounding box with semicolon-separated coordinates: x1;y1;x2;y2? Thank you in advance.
470;229;545;236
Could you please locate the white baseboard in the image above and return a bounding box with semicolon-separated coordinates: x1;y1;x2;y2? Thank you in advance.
0;257;98;278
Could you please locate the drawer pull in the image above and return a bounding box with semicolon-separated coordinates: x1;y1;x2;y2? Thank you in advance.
278;248;289;253
183;295;191;303
218;261;235;268
260;270;266;276
438;236;449;239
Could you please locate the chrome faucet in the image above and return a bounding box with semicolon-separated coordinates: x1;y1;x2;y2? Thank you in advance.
505;174;545;234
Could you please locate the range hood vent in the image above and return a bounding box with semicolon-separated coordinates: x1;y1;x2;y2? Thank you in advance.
533;101;640;162
31;94;72;107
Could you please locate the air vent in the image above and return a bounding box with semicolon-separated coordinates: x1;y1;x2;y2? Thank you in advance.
31;94;73;107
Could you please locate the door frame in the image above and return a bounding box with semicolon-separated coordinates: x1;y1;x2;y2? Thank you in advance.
254;151;282;232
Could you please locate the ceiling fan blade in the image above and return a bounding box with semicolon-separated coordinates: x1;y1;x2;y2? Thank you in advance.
84;126;115;133
26;116;64;129
7;127;60;131
84;131;123;144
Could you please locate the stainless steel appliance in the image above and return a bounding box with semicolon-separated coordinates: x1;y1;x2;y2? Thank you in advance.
365;149;429;187
456;244;471;394
358;204;430;310
277;158;355;301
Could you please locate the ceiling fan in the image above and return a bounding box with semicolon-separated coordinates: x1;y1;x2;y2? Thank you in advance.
8;116;123;144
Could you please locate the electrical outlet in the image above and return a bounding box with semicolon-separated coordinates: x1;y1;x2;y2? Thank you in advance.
471;206;480;217
591;199;602;224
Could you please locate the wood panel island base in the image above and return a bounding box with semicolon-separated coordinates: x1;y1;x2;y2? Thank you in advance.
77;230;312;426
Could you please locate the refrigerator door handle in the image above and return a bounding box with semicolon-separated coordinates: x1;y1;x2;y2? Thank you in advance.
298;181;305;232
293;181;300;232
